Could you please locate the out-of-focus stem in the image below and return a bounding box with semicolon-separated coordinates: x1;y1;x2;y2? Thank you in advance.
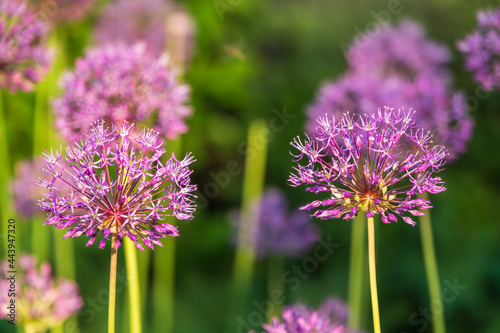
229;120;268;329
367;217;381;333
124;238;142;333
348;213;366;329
419;192;446;333
266;256;284;321
0;90;13;258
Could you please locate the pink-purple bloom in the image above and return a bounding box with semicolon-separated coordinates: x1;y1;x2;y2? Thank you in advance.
0;0;53;92
232;188;320;259
458;7;500;91
290;107;447;226
308;20;472;161
95;0;189;57
53;43;191;143
37;120;197;250
252;297;362;333
0;254;82;331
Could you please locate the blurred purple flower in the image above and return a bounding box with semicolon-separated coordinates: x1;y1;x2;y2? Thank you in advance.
11;159;44;218
31;0;96;23
0;0;53;92
347;20;450;79
308;20;473;161
232;188;320;259
290;107;447;226
95;0;194;59
52;43;191;143
458;8;500;91
252;297;363;333
0;254;82;331
37;120;197;250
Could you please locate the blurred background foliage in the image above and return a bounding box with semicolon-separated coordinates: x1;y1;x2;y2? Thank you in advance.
2;0;500;332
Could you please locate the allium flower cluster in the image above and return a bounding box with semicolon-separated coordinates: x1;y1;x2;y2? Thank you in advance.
95;0;176;56
0;0;53;92
53;43;191;143
232;188;320;259
308;20;472;161
37;121;197;250
0;255;82;331
31;0;96;23
252;297;362;333
290;108;447;226
458;8;500;91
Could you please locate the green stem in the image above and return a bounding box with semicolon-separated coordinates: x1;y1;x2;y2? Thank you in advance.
367;217;381;333
419;192;446;333
124;238;142;333
229;120;269;330
0;90;13;258
347;213;366;329
108;233;118;333
266;256;284;321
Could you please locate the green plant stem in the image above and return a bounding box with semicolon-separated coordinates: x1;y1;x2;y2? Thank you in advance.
367;217;381;333
419;192;446;333
0;90;12;258
229;120;269;330
348;213;366;329
266;256;284;321
124;238;142;333
108;233;118;333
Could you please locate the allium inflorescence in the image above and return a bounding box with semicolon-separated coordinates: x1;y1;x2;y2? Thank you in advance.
53;43;191;143
458;7;500;91
37;121;197;250
308;20;472;161
95;0;180;56
0;255;82;331
290;108;447;226
0;0;53;92
252;297;362;333
232;188;320;259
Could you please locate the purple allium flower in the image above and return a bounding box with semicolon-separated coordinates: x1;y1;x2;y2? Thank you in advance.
0;0;53;92
37;120;197;250
52;43;191;143
291;107;447;226
307;74;472;161
232;188;320;259
0;254;82;331
458;8;500;91
31;0;96;23
308;20;472;161
95;0;193;58
347;20;451;79
252;297;362;333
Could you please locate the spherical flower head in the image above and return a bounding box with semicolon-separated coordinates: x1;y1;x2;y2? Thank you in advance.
307;74;472;161
347;20;450;80
291;107;447;226
95;0;193;58
37;120;197;250
0;0;53;92
251;297;363;333
458;8;500;91
52;43;192;143
0;254;82;331
232;188;320;259
30;0;97;23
